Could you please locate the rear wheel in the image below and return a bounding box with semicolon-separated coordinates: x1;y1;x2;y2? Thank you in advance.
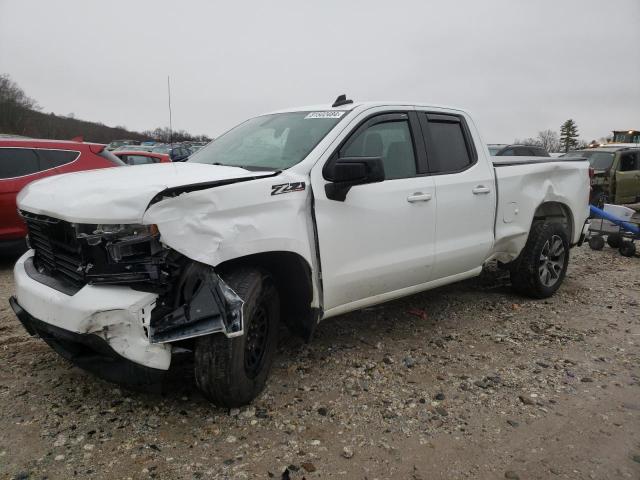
510;222;570;298
607;233;623;248
619;241;636;257
194;267;279;407
588;235;605;250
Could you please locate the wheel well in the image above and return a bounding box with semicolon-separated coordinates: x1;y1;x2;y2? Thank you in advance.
533;202;574;240
216;251;317;340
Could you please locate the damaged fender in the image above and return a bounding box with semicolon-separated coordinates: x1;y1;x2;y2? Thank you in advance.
150;264;244;343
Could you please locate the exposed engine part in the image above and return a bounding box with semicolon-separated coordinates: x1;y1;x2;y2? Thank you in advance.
149;263;244;343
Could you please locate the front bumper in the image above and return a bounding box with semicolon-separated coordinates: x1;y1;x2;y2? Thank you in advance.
10;296;165;389
12;251;171;373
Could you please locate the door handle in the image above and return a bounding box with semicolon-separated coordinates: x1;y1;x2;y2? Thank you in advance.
472;185;491;194
407;192;432;203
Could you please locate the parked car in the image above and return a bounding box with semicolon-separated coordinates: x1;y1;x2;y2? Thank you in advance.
491;144;550;157
562;147;640;205
0;138;124;254
114;145;153;152
487;144;508;155
113;150;171;165
107;139;140;151
152;145;191;162
10;99;590;407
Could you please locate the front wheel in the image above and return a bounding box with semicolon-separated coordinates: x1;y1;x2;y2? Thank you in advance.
194;267;280;407
510;222;570;299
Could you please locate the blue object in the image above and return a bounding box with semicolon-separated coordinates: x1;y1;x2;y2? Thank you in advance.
589;205;640;235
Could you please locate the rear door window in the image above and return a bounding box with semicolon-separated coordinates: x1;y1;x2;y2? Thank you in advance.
419;113;475;173
37;149;80;170
0;148;40;179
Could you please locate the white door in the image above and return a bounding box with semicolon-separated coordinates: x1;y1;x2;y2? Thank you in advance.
416;111;496;279
311;112;437;311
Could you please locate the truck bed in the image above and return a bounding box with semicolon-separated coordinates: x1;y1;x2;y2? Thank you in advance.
490;157;590;262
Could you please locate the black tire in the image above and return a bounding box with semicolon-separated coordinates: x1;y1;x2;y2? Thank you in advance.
588;235;605;250
510;222;570;299
619;241;636;257
607;233;623;248
194;267;280;407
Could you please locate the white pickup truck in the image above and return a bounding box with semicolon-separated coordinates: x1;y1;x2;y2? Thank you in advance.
10;97;590;406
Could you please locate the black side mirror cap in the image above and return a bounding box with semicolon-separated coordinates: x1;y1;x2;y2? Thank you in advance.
324;156;385;201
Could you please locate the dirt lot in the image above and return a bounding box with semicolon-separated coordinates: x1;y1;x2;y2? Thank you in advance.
0;245;638;480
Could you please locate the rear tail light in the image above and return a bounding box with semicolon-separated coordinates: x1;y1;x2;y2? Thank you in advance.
588;167;594;178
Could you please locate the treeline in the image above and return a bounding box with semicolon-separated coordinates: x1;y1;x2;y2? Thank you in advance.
0;74;211;143
513;119;607;152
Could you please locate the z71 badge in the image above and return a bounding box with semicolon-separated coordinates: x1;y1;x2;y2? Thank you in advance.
271;182;306;196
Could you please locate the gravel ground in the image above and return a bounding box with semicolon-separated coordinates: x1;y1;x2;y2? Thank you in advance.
0;245;638;480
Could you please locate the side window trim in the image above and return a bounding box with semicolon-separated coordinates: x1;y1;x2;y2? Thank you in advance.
416;111;478;176
408;111;429;174
325;111;423;181
339;112;409;154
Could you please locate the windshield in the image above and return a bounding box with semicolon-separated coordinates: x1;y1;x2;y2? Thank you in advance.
563;150;615;170
188;111;345;170
488;146;502;155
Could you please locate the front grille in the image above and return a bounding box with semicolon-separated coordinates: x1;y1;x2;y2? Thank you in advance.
22;212;86;286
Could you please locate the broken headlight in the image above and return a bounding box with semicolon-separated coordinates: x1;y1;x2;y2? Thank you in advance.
79;223;169;286
95;224;161;262
93;223;158;238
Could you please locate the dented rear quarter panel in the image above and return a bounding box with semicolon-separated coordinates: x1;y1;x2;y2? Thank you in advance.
491;159;590;262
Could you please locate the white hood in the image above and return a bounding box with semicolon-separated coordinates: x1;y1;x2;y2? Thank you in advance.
17;162;275;223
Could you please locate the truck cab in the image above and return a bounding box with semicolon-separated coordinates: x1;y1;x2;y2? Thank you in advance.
564;147;640;205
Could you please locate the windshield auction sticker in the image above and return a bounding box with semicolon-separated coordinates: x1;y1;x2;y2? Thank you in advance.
305;111;346;119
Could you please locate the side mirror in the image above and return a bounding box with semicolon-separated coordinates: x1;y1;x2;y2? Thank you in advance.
323;156;385;201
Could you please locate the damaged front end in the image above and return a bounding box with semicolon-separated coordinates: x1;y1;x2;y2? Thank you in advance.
149;263;244;343
21;210;244;345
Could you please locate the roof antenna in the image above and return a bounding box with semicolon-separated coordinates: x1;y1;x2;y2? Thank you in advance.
167;75;173;146
332;94;353;108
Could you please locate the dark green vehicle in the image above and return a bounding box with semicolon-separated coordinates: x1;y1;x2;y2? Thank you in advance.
563;147;640;205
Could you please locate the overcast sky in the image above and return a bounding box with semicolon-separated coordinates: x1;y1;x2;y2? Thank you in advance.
1;0;638;143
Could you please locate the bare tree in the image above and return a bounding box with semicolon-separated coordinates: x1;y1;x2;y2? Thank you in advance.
0;74;211;143
536;129;560;152
514;137;540;146
0;73;39;134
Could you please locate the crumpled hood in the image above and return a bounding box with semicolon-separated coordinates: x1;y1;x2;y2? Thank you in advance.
17;162;275;223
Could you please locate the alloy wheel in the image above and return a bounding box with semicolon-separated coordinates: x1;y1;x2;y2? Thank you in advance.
538;234;565;287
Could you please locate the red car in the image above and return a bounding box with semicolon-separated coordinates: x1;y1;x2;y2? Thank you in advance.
112;150;171;165
0;138;124;254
